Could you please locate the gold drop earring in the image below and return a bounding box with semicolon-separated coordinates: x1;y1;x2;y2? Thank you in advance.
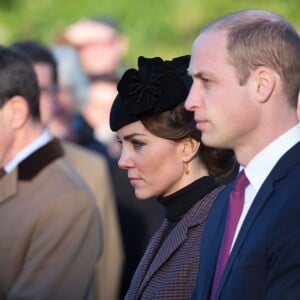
184;161;189;175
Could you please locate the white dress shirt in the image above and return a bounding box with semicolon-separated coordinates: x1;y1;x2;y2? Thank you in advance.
4;129;52;173
231;123;300;250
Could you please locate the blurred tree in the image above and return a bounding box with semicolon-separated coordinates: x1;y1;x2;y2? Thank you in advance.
0;0;20;10
0;0;298;68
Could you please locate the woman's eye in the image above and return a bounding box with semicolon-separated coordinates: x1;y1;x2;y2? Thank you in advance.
131;140;144;150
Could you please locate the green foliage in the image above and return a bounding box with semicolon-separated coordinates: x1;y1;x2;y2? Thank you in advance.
0;0;299;67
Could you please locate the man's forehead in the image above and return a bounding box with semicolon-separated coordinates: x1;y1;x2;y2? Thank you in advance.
64;20;118;46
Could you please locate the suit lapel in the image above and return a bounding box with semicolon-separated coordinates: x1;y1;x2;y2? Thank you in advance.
216;142;300;298
216;180;274;297
0;169;18;205
200;187;231;298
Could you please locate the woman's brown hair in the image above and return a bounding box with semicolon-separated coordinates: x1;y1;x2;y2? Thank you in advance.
142;103;238;183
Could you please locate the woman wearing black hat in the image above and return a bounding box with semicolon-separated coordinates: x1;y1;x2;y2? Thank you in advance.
110;55;237;299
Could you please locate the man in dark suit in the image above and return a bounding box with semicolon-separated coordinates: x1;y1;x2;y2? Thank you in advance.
0;46;102;299
185;9;300;299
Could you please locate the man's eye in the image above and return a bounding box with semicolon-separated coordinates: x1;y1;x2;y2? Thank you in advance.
201;77;210;83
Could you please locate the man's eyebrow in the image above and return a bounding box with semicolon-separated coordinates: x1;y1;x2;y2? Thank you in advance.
188;69;213;79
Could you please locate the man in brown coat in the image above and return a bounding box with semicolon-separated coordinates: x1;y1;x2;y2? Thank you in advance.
0;46;102;299
11;40;124;300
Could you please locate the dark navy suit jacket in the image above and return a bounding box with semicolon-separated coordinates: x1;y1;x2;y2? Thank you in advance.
192;142;300;300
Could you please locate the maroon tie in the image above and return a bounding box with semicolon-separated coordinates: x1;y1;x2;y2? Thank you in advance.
210;170;249;299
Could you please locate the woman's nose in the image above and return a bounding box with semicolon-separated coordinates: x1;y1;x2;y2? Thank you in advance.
118;149;132;169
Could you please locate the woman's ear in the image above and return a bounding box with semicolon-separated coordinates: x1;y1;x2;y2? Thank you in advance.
253;66;276;103
8;96;29;129
181;137;200;162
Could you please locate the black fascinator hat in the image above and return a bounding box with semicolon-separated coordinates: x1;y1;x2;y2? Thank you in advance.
109;55;192;131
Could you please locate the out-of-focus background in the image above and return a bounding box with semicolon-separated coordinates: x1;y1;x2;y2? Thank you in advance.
0;0;299;67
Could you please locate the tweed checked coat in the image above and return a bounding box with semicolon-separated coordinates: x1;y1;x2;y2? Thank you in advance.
125;185;225;300
0;139;102;300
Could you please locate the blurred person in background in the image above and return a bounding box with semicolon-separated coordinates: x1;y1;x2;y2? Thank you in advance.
49;44;88;140
83;75;121;160
50;44;110;158
50;15;129;154
109;55;238;299
11;40;124;300
55;15;128;80
51;15;129;158
0;45;101;299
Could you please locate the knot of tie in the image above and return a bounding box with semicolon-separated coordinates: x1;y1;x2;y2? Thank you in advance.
233;170;249;192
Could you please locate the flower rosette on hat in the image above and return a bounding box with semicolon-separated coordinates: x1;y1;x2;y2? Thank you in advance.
110;55;191;131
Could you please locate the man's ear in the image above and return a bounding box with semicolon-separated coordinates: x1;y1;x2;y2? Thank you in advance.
181;137;200;162
8;96;29;129
253;66;276;103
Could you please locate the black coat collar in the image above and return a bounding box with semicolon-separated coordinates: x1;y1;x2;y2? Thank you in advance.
18;138;64;180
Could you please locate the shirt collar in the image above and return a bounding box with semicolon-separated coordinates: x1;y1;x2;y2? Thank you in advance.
5;129;52;173
245;123;300;192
